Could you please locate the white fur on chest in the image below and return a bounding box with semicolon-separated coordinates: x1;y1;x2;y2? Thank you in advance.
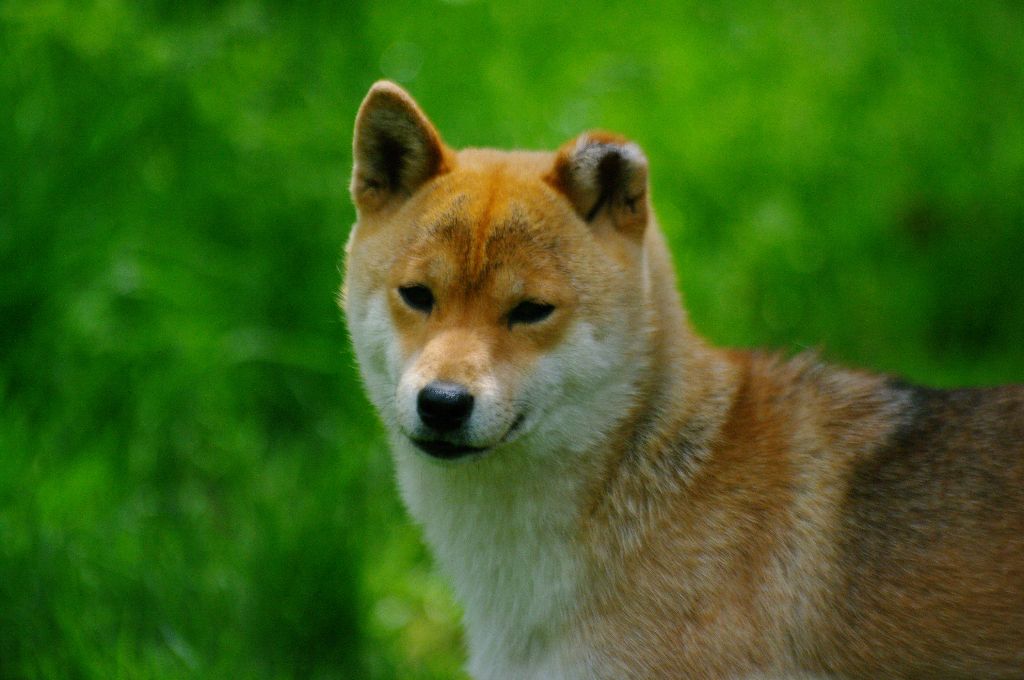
393;437;591;680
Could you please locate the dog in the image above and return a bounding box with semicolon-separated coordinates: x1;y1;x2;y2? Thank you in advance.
341;81;1024;679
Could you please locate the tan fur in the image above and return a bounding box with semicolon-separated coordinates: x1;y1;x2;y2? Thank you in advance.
343;82;1024;679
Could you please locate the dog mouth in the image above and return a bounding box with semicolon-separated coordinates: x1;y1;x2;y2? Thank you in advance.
411;439;488;460
411;413;526;460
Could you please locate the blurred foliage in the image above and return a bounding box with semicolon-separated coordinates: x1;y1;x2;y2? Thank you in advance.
1;0;1022;678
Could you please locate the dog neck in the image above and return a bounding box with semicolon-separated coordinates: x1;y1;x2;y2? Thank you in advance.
579;224;740;563
391;425;600;677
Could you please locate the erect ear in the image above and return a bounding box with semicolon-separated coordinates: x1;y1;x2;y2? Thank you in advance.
545;132;649;238
351;81;451;212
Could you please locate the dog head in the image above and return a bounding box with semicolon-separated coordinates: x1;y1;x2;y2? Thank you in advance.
343;82;654;462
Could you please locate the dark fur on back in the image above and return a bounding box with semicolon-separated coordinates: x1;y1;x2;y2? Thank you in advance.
823;383;1024;678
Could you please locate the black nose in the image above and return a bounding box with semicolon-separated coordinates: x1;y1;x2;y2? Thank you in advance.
417;381;474;432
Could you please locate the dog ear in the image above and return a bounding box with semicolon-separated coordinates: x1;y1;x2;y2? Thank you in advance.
351;81;451;212
545;132;649;238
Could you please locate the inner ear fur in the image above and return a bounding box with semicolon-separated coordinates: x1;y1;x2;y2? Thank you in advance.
351;81;451;212
545;131;649;238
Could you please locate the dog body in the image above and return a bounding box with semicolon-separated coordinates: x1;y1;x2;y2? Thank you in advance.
342;82;1024;679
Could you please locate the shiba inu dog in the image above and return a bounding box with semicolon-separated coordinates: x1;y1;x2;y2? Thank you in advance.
341;81;1024;679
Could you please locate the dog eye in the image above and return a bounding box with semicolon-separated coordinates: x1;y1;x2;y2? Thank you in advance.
398;285;434;313
508;300;554;326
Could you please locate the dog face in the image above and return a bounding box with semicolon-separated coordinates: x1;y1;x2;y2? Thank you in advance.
343;82;652;461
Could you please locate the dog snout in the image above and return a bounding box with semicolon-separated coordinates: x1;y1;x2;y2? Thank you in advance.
417;381;474;432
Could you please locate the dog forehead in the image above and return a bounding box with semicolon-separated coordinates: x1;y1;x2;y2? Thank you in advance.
406;169;574;283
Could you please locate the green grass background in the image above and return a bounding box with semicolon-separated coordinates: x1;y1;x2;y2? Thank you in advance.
2;1;1022;678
